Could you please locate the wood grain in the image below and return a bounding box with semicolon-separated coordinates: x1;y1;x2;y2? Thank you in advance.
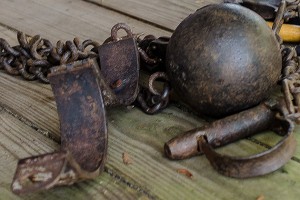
0;0;299;199
0;0;170;43
106;107;300;200
1;74;299;199
1;54;299;199
0;108;149;200
86;0;223;31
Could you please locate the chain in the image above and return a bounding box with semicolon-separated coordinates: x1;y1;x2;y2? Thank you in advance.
8;1;300;116
137;35;169;72
135;34;171;114
272;0;300;122
136;72;170;114
0;32;99;83
135;0;300;116
0;29;171;114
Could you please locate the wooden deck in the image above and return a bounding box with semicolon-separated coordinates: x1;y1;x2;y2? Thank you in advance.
0;0;299;199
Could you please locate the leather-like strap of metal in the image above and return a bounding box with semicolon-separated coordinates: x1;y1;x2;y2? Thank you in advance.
165;100;297;178
11;59;108;194
198;116;297;178
11;23;141;195
164;0;299;178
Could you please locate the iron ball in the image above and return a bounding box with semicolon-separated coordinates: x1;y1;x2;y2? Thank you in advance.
166;3;282;117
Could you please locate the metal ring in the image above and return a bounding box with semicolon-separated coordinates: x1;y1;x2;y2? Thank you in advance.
198;117;296;178
111;23;133;41
148;72;169;96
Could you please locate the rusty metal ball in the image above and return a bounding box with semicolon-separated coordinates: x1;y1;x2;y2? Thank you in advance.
166;3;281;117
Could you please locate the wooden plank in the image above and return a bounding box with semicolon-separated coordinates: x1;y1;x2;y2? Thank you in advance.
86;0;223;31
0;69;59;141
1;75;300;199
1;46;300;199
0;0;170;43
106;107;300;200
0;0;168;141
0;107;149;200
250;129;300;161
0;0;299;199
2;69;299;159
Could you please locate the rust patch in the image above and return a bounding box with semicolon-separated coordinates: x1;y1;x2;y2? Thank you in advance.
176;169;193;178
166;101;297;178
122;152;133;165
256;194;265;200
99;23;139;105
11;59;108;194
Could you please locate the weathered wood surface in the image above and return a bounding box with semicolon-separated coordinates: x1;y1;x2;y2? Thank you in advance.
0;0;171;42
0;0;299;199
85;0;223;31
0;107;147;200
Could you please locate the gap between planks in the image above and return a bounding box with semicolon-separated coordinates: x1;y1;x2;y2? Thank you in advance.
0;104;56;141
0;17;294;160
247;137;300;163
0;104;157;200
82;0;223;31
0;1;299;199
0;108;152;200
83;0;174;32
0;0;171;43
2;66;299;166
0;69;299;199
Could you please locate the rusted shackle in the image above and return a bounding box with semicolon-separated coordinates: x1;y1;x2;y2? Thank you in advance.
165;100;296;177
11;23;140;195
11;59;109;195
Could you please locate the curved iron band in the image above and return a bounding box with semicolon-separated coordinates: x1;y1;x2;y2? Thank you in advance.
11;59;108;194
99;27;140;106
164;102;277;160
198;118;297;178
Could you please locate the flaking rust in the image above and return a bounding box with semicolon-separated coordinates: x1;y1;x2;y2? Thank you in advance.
165;100;297;178
11;59;107;194
165;102;276;160
99;23;140;106
3;0;300;193
10;22;141;195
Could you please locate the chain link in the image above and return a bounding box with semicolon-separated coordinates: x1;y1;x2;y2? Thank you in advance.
273;0;300;122
136;72;170;114
0;32;99;83
2;2;300;117
138;35;169;72
0;29;172;114
134;35;171;113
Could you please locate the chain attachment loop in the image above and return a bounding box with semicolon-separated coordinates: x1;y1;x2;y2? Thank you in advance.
0;32;99;83
136;72;171;114
274;0;300;123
